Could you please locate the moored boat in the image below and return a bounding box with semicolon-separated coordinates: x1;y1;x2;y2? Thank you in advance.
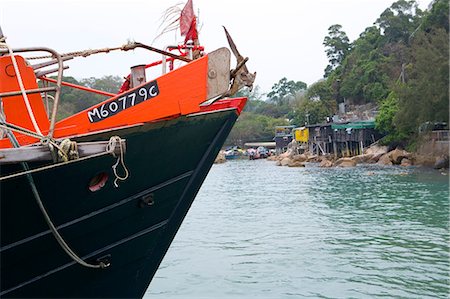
0;2;255;297
224;146;246;160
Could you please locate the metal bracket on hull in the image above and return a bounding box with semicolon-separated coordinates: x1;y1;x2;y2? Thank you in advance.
0;139;126;165
206;47;231;100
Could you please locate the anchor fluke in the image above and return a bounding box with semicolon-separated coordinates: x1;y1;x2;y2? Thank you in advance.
223;26;256;95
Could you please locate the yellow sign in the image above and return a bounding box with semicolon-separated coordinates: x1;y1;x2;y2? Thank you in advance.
294;127;309;142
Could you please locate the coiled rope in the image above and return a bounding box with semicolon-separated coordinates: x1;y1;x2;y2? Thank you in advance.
107;136;129;187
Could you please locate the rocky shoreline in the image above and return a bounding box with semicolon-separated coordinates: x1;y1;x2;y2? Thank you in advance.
267;144;449;170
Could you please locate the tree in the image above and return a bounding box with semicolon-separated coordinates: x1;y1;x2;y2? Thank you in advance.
80;75;122;93
225;112;289;146
323;24;351;77
53;75;123;119
289;95;333;126
375;91;407;144
267;77;307;106
305;80;336;114
305;80;333;101
233;85;266;113
375;0;449;146
422;0;449;32
375;0;423;44
394;27;449;135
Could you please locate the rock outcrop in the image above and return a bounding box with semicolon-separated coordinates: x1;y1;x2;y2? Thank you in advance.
389;148;411;164
270;143;446;170
377;147;413;166
434;155;449;169
400;158;412;167
319;159;333;167
214;151;226;164
377;154;393;166
364;144;388;156
287;161;305;167
334;157;357;167
280;157;292;166
351;154;373;164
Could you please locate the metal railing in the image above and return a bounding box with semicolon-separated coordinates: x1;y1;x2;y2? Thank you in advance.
0;46;64;139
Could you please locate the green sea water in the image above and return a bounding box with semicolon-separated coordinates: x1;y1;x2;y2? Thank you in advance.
146;160;449;298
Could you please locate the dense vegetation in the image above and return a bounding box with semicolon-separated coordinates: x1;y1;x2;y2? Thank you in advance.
229;0;448;148
55;75;123;119
54;0;448;149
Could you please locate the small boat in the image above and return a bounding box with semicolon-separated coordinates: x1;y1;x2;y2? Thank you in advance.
0;2;255;297
247;146;269;160
247;148;259;160
256;146;269;159
224;146;245;160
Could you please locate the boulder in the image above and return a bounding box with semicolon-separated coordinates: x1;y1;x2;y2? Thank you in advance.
306;155;320;162
292;154;308;163
400;158;412;167
368;153;384;163
365;144;389;155
334;157;357;167
434;155;449;169
275;160;282;166
377;154;393;166
214;151;226;164
287;161;305;167
319;159;333;167
390;148;411;164
278;149;295;160
351;154;373;164
280;157;292;166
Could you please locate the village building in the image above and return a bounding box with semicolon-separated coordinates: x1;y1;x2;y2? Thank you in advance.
274;125;295;154
292;121;382;157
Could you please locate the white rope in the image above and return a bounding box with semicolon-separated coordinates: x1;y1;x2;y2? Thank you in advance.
107;136;130;187
1;41;43;135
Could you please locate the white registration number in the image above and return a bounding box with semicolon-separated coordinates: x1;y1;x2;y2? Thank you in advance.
87;80;159;123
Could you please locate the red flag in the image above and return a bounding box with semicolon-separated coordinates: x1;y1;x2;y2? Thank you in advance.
180;0;198;42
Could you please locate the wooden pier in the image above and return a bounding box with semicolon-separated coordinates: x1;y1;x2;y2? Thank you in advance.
294;121;382;157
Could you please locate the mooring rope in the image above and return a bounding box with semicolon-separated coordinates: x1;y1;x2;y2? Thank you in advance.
0;119;111;269
25;42;138;60
21;160;109;269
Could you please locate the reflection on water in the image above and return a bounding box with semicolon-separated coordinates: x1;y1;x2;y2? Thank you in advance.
146;160;449;298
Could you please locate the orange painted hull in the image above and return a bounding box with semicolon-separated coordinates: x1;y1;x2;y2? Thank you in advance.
0;53;244;148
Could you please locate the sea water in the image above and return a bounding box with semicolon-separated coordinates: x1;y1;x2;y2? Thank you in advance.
145;160;449;298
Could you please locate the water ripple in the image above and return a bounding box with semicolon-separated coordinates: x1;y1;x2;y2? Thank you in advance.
147;160;449;298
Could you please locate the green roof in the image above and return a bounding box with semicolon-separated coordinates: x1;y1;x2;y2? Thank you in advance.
331;121;375;130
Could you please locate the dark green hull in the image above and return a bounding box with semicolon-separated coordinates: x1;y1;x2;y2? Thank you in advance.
1;108;237;298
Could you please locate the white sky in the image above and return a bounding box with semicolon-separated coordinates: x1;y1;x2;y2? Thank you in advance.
1;0;430;94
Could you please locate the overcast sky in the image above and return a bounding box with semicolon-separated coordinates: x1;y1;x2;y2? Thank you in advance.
1;0;429;94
